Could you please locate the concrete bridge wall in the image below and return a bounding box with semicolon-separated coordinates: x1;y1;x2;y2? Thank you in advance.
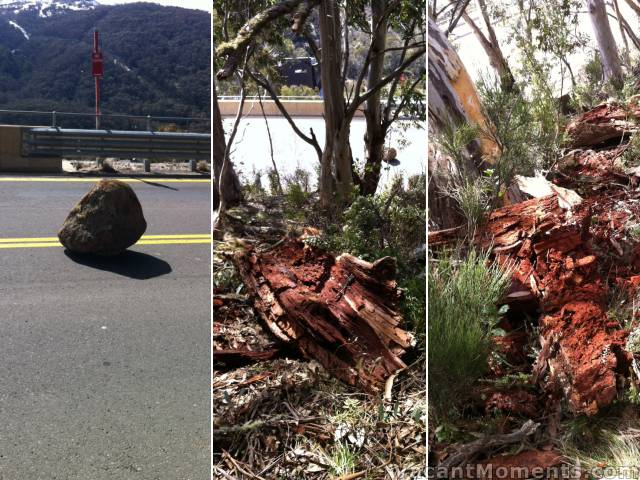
0;125;61;172
218;99;365;118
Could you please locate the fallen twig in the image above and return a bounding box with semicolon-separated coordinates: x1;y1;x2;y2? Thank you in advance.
439;420;539;468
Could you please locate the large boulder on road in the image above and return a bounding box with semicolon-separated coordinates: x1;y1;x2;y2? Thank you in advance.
58;179;147;255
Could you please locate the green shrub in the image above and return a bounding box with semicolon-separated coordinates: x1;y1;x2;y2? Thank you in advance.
621;133;640;168
477;74;552;181
321;174;426;265
285;183;309;209
571;52;605;111
279;85;319;97
428;249;512;416
241;169;267;200
283;167;311;194
400;275;426;345
266;168;283;195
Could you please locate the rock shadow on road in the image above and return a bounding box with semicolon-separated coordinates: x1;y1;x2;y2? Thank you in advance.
63;250;172;279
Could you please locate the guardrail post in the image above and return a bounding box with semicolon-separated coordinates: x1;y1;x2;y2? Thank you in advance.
52;111;56;127
143;159;150;172
146;115;152;131
189;159;197;172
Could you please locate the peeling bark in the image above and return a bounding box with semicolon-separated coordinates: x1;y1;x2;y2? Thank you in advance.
232;239;413;392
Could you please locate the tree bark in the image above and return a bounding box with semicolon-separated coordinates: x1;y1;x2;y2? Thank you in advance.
318;0;352;207
427;17;495;160
586;0;624;89
361;0;388;196
427;17;496;228
213;75;242;211
463;0;515;91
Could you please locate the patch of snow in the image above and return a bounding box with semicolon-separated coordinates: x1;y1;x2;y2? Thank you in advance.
113;58;131;72
0;1;97;18
8;19;29;39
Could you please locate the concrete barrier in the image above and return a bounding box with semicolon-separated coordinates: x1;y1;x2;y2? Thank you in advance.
218;99;365;118
0;125;61;172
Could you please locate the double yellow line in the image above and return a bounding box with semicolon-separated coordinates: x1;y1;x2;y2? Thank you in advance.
0;234;211;249
0;177;210;183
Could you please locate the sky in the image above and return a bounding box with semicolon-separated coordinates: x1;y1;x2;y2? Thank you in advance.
450;2;640;94
452;2;640;94
97;0;210;12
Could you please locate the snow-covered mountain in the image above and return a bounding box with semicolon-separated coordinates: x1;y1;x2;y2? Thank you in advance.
0;0;97;18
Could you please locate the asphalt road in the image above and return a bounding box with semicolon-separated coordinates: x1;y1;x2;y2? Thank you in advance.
0;177;210;479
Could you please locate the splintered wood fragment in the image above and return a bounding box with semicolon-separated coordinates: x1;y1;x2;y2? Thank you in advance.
233;239;412;392
565;101;640;148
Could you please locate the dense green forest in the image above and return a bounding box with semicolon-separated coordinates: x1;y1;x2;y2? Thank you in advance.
0;2;210;129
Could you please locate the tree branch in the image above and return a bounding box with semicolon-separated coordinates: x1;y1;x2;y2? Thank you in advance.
352;46;425;115
446;0;471;34
387;73;425;127
384;18;420;122
246;69;323;162
623;0;640;16
291;0;318;33
381;42;426;53
216;0;312;80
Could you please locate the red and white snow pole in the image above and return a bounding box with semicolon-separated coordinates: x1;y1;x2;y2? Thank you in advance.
91;30;104;129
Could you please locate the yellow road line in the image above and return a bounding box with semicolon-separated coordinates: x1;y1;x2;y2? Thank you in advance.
0;177;210;183
0;234;211;249
0;242;62;249
137;239;211;245
0;234;211;243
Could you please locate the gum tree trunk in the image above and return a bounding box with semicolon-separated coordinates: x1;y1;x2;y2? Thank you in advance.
213;76;242;210
427;17;496;229
586;0;624;89
319;0;352;207
361;0;388;196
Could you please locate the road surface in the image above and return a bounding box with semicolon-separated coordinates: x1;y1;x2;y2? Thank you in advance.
0;176;210;479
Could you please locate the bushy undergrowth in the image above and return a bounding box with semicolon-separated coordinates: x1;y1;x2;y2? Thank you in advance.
565;428;640;473
621;133;640;168
428;249;512;417
334;175;425;263
435;72;565;236
572;52;639;112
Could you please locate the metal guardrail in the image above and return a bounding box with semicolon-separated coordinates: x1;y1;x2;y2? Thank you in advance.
0;109;210;131
23;128;211;160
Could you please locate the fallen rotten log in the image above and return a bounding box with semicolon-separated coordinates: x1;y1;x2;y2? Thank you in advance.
430;192;631;415
232;239;413;392
565;99;640;148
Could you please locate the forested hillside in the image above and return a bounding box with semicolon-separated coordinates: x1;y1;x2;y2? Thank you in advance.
0;2;210;124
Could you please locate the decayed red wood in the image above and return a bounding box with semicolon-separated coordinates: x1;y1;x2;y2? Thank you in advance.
430;192;631;415
233;239;412;392
565;101;640;148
